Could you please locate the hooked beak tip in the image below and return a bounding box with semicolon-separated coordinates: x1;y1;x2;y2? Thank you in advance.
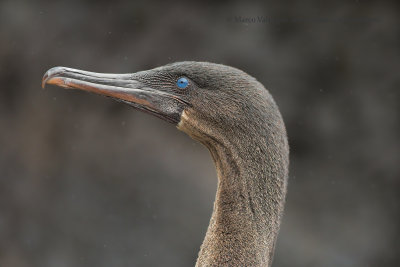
42;66;67;89
41;73;48;88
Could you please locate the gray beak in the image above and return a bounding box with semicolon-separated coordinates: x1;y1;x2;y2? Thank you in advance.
42;67;188;124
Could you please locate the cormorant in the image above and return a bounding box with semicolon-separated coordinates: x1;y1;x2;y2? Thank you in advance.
42;62;289;267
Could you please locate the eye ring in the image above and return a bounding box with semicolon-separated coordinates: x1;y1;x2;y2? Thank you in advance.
176;77;189;89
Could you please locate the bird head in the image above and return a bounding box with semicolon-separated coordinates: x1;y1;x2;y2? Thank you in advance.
42;62;276;145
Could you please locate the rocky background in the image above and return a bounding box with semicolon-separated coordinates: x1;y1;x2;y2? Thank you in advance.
0;0;399;266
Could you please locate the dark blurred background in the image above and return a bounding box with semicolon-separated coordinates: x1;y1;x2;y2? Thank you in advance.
0;0;399;266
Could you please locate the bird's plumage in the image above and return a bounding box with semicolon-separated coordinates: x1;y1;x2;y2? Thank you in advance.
43;61;289;267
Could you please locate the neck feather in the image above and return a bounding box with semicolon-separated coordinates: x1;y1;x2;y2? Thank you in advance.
178;109;289;267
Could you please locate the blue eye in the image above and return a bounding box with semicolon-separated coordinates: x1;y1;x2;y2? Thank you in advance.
177;77;189;89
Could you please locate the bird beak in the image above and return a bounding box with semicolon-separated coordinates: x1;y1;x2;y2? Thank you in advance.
42;67;187;124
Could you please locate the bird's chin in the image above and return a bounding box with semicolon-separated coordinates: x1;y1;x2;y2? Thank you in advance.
116;99;182;124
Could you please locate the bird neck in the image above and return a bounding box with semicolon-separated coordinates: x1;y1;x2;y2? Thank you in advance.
178;109;289;267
